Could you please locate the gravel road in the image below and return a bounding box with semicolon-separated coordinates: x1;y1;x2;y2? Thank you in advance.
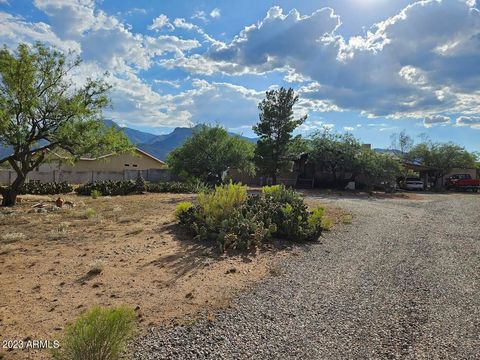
132;193;480;359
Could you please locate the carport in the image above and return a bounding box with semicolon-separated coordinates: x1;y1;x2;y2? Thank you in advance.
403;161;438;189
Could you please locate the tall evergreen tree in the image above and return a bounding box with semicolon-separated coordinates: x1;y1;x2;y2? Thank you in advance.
253;87;306;184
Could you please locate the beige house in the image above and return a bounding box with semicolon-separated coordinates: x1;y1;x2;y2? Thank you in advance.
38;148;166;172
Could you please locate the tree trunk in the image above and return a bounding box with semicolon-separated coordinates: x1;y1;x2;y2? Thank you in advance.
1;187;18;207
1;175;25;207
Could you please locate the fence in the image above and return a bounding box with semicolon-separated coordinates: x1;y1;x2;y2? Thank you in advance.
0;168;174;185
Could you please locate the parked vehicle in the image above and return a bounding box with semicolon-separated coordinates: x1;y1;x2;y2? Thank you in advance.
400;177;425;191
445;174;480;192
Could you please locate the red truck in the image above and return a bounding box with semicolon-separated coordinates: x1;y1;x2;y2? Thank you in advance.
445;174;480;192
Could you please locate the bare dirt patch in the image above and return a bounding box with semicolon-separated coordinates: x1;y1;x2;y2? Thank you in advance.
0;193;343;360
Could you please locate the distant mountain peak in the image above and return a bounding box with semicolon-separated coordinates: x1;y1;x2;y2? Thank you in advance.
103;120;256;161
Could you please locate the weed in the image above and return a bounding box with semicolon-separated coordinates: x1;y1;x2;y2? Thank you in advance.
175;201;194;220
84;208;96;219
341;214;353;224
91;190;102;199
1;232;26;243
321;217;334;231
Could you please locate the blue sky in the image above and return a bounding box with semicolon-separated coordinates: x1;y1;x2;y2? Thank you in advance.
1;0;480;150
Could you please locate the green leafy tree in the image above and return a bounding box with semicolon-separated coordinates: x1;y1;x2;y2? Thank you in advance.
167;124;255;184
310;130;403;189
407;141;477;187
358;150;404;190
253;87;307;185
309;131;363;184
0;43;132;206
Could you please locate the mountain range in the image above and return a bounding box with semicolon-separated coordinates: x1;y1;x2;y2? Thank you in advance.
104;120;256;161
0;120;255;162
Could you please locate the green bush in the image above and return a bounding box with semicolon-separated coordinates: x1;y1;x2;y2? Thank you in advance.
18;180;73;195
76;180;137;196
84;208;96;219
53;306;136;360
135;174;147;193
178;184;325;251
91;190;102;199
197;181;247;228
76;180;210;196
175;201;193;220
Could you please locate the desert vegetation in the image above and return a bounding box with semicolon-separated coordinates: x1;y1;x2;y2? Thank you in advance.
176;183;328;252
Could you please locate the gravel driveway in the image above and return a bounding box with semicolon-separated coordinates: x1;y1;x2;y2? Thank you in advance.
132;193;480;359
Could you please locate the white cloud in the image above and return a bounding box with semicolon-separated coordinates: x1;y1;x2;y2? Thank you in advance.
423;115;451;128
192;10;208;22
210;8;221;19
343;126;355;131
172;17;223;46
0;12;80;52
456;116;480;129
166;1;480;120
149;14;174;32
153;79;181;88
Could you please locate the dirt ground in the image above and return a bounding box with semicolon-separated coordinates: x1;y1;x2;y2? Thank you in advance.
0;192;345;360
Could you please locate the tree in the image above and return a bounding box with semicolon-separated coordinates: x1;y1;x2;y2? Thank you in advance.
359;150;404;191
0;43;132;206
309;131;363;185
253;87;306;185
390;130;414;182
167;125;255;184
390;130;414;156
407;141;477;187
310;130;403;190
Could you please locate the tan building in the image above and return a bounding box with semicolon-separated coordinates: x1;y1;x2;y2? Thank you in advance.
38;148;166;172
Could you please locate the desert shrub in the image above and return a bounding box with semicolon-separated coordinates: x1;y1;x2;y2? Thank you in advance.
76;181;137;196
175;201;194;220
1;232;26;243
91;190;102;199
197;181;247;228
18;180;73;195
135;174;147;193
321;217;333;231
147;180;210;194
178;184;325;251
84;208;96;219
52;306;136;360
77;180;209;196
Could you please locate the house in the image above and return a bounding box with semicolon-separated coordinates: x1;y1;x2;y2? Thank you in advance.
38;147;166;172
0;148;169;185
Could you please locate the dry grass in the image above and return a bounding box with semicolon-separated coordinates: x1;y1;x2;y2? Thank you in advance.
1;232;27;243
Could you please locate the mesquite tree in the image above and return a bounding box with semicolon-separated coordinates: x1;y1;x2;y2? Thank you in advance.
0;43;132;206
253;87;306;185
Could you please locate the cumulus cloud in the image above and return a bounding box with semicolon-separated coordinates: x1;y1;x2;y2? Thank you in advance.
456;116;480;128
0;12;80;52
165;1;480;120
423;115;451;128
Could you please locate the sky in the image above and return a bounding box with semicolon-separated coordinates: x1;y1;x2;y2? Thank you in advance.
1;0;479;150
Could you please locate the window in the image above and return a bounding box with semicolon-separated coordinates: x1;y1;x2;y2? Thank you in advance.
124;164;130;167
132;164;138;168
